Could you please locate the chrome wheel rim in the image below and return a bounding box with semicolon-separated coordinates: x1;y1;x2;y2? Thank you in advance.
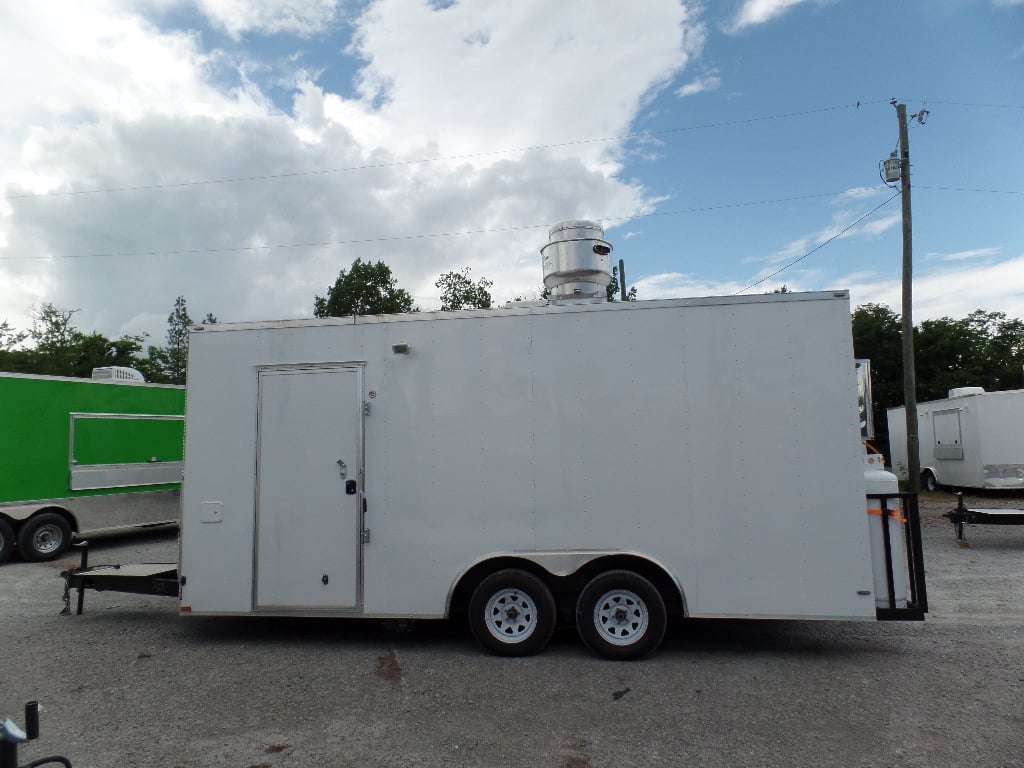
32;524;64;555
483;588;539;644
593;589;649;646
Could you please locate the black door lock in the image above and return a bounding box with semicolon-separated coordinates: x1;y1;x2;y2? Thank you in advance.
346;480;357;495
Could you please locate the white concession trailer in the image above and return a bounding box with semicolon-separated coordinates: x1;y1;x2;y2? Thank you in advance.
888;387;1024;491
64;222;925;659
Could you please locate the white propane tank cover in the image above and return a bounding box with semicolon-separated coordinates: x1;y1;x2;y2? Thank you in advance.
864;454;908;609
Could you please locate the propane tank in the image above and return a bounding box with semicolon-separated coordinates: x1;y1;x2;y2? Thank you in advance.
864;454;908;609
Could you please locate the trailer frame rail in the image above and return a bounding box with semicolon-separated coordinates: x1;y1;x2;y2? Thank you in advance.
944;493;1024;544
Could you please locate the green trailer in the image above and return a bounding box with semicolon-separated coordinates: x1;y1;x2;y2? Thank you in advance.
0;370;185;564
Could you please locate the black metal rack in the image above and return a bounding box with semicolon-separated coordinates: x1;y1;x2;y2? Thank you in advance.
868;492;928;621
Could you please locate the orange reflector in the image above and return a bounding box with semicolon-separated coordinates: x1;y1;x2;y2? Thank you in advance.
180;606;191;613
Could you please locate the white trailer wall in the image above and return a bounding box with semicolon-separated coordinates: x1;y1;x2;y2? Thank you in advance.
180;292;875;620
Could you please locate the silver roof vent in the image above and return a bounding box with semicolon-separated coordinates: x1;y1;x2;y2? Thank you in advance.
541;220;613;300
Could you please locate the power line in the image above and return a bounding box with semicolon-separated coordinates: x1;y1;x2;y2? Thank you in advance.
735;190;902;294
3;100;889;201
917;100;1024;110
0;188;885;262
917;184;1021;195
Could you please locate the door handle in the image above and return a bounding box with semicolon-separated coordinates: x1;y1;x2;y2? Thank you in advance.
336;459;347;479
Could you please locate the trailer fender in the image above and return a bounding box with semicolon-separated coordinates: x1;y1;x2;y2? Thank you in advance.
446;551;687;618
0;503;77;529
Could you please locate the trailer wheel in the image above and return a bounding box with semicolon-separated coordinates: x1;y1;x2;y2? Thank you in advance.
0;518;14;565
922;470;938;492
576;570;667;661
17;513;72;562
468;569;556;657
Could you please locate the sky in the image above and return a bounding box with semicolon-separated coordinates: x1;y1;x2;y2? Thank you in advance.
1;0;1022;347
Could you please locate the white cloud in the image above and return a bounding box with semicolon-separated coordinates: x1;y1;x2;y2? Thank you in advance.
0;0;704;341
743;192;899;269
843;255;1024;321
676;71;722;97
727;0;820;33
191;0;343;38
634;271;746;299
925;247;1001;262
855;212;900;238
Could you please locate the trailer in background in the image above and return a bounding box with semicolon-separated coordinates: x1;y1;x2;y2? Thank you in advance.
0;370;185;563
888;387;1024;491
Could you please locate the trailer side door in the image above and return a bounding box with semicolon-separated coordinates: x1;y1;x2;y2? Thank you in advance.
254;365;363;611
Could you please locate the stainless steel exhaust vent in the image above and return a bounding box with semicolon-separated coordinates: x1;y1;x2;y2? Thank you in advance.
541;220;613;300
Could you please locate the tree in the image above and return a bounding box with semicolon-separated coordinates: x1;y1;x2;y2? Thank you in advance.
147;296;200;384
436;267;493;311
605;265;637;302
851;304;904;449
0;320;27;351
314;258;415;318
0;304;150;378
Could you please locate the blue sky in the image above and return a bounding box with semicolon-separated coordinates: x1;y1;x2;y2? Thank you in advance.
1;0;1021;343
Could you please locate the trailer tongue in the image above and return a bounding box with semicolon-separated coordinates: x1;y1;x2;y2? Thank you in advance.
61;543;178;616
944;493;1024;545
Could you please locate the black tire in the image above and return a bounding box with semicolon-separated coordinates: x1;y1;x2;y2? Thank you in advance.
0;518;15;565
468;569;557;657
17;512;72;562
922;470;938;492
576;570;667;661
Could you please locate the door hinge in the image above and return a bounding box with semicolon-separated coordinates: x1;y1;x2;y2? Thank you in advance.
363;402;372;416
361;528;371;544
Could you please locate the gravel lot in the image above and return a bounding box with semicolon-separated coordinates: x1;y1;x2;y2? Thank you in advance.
2;490;1023;768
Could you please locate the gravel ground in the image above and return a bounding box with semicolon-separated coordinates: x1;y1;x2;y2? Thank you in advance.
2;490;1023;768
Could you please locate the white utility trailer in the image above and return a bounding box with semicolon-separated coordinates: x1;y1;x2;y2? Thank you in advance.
64;221;925;659
888;387;1024;491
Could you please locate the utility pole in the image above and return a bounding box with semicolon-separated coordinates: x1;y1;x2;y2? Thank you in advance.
896;101;920;492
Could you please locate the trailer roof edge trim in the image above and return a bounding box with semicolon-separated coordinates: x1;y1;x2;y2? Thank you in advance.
190;289;852;334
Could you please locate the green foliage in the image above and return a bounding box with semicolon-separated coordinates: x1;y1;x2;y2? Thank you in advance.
0;304;147;378
146;296;216;385
851;303;904;447
436;267;493;311
0;319;28;351
915;310;1024;399
146;296;191;384
314;258;415;318
605;265;637;302
851;304;1024;452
